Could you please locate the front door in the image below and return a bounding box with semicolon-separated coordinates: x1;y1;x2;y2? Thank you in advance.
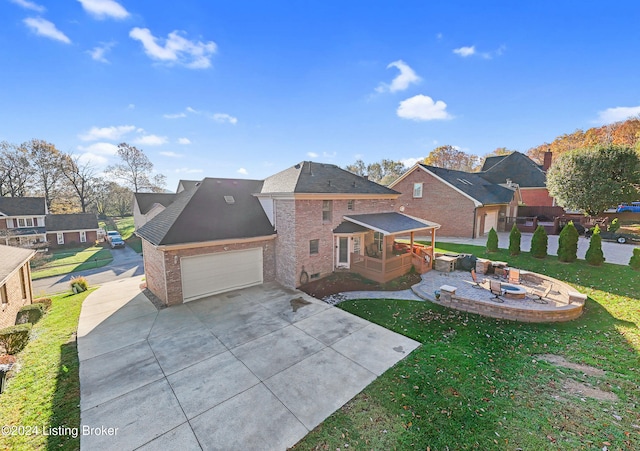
336;236;349;268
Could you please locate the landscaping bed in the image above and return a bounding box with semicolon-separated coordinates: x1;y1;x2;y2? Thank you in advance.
299;271;422;299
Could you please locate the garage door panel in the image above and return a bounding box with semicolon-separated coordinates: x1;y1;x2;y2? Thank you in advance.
181;248;263;302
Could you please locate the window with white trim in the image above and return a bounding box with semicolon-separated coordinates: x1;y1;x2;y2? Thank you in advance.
57;233;64;245
80;231;87;243
17;218;34;228
309;239;319;255
413;183;423;198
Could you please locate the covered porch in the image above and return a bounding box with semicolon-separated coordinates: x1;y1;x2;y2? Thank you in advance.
333;212;440;284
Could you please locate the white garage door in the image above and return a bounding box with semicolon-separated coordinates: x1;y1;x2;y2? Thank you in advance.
484;211;498;235
181;248;263;302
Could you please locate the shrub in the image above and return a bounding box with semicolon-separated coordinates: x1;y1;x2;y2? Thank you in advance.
33;297;52;311
15;304;45;325
486;228;498;252
508;224;521;256
630;248;640;270
531;225;548;259
0;324;32;355
558;221;579;262
70;276;88;293
609;218;620;233
585;225;605;266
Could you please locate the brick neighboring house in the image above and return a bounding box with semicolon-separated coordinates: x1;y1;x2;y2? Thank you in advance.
0;244;35;329
45;213;100;247
481;151;554;207
390;164;520;238
0;197;48;247
137;162;440;306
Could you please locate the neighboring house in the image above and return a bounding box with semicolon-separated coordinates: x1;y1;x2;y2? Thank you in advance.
0;197;48;247
45;213;100;247
0;244;35;329
390;164;520;238
480;151;554;207
137;162;440;306
133;192;178;230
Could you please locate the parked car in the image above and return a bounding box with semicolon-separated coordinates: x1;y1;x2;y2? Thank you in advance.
585;229;636;244
106;230;121;243
110;236;126;249
616;202;640;213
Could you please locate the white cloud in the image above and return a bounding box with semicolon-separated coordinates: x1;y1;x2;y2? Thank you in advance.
177;138;191;145
88;42;114;63
129;27;217;69
78;0;129;19
175;167;204;174
453;46;475;57
322;151;337;159
212;113;238;124
400;157;425;167
127;103;135;109
397;94;452;121
237;167;248;175
376;60;421;93
79;125;135;141
186;106;199;114
163;112;187;119
307;152;319;158
77;152;108;166
10;0;45;12
133;134;168;146
160;151;183;158
23;18;71;44
76;142;118;155
597;106;640;124
436;33;443;40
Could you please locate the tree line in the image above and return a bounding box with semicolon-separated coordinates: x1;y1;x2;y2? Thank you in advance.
0;140;165;216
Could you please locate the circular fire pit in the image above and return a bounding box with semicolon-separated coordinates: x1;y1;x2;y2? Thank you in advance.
502;283;526;299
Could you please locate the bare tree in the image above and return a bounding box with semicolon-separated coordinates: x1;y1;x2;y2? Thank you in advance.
23;139;64;209
106;143;165;193
0;141;33;196
59;154;97;212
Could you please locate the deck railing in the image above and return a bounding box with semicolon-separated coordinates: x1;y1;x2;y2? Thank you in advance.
350;243;433;283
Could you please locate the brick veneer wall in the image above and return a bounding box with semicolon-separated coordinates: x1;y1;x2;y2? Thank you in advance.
274;200;297;288
521;188;554;207
393;169;476;237
46;231;98;247
143;238;276;306
287;198;396;287
0;264;33;330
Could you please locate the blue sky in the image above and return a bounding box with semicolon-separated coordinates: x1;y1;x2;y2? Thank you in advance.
2;0;640;190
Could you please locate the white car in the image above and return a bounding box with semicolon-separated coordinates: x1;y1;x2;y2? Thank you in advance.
106;230;121;243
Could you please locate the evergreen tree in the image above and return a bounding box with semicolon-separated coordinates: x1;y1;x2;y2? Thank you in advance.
486;227;498;252
630;248;640;270
609;218;620;233
558;221;579;262
509;224;521;256
585;225;605;266
531;225;548;259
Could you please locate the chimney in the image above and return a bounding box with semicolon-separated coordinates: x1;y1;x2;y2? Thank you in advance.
543;150;553;171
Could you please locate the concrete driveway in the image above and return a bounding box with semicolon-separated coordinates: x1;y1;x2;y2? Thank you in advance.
78;277;419;450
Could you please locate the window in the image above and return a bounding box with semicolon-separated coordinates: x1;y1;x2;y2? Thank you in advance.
80;231;87;243
413;183;423;198
353;236;361;254
18;218;25;227
374;232;384;253
1;285;7;308
347;200;355;211
322;200;332;222
16;218;34;228
309;239;319;255
57;233;64;245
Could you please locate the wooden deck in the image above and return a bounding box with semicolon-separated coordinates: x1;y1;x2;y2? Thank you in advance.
350;244;433;283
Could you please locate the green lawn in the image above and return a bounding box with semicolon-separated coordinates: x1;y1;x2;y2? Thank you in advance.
0;289;92;450
113;217;142;253
31;246;113;280
294;244;640;450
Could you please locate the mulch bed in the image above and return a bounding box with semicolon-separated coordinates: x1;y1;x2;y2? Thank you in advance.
299;271;422;299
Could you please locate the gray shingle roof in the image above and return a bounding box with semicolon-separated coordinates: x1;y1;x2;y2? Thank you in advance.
136;178;276;246
420;164;516;205
0;197;46;216
45;214;99;231
134;193;178;214
262;161;399;195
0;244;35;286
479;151;547;187
343;212;440;235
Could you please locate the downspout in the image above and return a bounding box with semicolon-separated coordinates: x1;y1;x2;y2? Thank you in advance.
472;206;478;239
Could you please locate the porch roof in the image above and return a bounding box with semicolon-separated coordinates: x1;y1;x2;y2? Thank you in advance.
342;212;440;236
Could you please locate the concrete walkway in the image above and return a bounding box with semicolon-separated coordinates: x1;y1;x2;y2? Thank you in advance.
78;277;419;450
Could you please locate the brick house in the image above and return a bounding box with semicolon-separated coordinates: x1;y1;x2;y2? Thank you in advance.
480;151;554;207
390;163;520;238
0;197;48;247
137;162;440;306
0;244;35;329
45;213;100;247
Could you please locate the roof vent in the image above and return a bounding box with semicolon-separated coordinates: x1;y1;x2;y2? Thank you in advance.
294;164;301;169
224;196;235;204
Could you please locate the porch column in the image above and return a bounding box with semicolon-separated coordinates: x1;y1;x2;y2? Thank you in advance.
410;231;414;251
381;234;387;274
